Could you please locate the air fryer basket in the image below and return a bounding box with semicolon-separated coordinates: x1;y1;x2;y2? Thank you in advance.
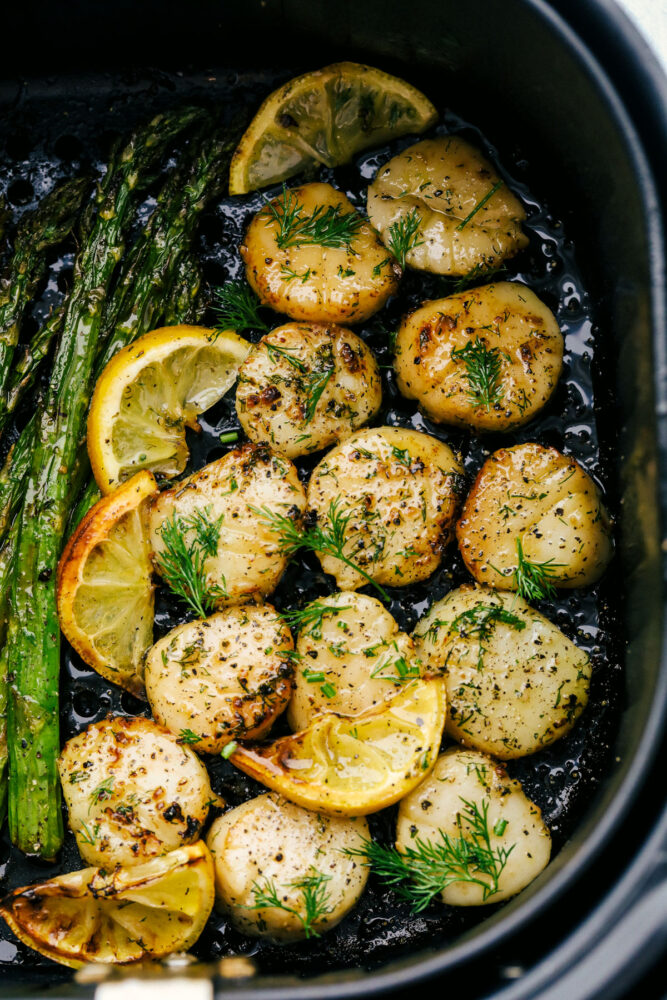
0;0;665;997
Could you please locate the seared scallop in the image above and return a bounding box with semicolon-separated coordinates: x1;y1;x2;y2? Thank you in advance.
241;182;400;324
236;322;382;458
148;444;306;608
367;137;528;276
307;427;463;590
457;443;613;591
394;283;563;431
207;793;369;941
145;604;294;753
396;747;551;906
287;591;423;730
413;584;590;758
58;715;216;868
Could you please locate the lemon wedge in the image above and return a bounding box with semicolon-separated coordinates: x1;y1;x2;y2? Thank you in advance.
229;62;438;195
57;471;157;697
0;842;214;968
87;325;250;494
231;678;446;815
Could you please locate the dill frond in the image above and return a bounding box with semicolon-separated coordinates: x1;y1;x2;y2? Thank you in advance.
343;797;515;910
451;336;503;410
387;207;424;267
212;279;270;335
513;538;563;602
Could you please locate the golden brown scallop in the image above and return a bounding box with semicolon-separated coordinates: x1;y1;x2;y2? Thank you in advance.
148;444;306;608
236;322;382;458
394;283;563;431
145;604;294;753
396;748;551;905
58;715;217;868
413;584;591;757
241;182;400;323
367;136;528;275
456;443;613;591
207;794;369;941
287;591;424;730
306;426;463;591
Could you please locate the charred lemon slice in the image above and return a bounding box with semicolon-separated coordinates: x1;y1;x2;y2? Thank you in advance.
229;62;437;195
57;471;157;697
87;325;250;494
231;678;446;815
0;842;214;969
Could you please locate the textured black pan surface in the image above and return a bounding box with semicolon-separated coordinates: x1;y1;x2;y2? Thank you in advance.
0;68;623;977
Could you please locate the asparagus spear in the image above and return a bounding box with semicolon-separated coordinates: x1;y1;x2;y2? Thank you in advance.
6;106;203;859
161;253;203;325
1;308;64;427
98;124;239;368
0;517;19;825
0;415;35;547
69;126;237;513
0;178;89;411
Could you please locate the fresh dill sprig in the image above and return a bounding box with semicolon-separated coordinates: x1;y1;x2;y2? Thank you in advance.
455;179;504;231
247;868;333;938
265;186;365;251
451;336;504;410
250;497;390;602
212;279;270;335
177;728;203;745
155;507;227;619
419;602;526;670
277;600;350;639
88;777;114;811
343;797;515;910
512;538;563;602
264;339;335;422
78;821;101;846
387;207;424;268
264;340;308;372
303;364;335;421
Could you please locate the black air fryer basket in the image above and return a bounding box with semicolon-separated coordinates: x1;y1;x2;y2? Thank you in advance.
0;1;665;998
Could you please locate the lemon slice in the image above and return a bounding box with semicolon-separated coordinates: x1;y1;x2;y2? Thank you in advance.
231;678;446;815
88;325;250;494
0;842;214;968
229;62;438;195
57;471;157;697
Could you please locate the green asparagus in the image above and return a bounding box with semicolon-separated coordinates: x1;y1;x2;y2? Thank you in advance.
6;106;203;859
162;253;203;325
0;416;36;547
2;307;64;426
0;517;19;825
0;177;89;415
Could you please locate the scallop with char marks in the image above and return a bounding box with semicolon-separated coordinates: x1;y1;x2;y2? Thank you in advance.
367;137;528;276
456;443;613;591
396;747;551;906
148;444;306;608
236;322;382;458
207;793;369;941
307;426;463;591
145;604;294;754
58;715;216;868
287;591;424;730
394;283;563;432
413;584;590;758
241;182;400;324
